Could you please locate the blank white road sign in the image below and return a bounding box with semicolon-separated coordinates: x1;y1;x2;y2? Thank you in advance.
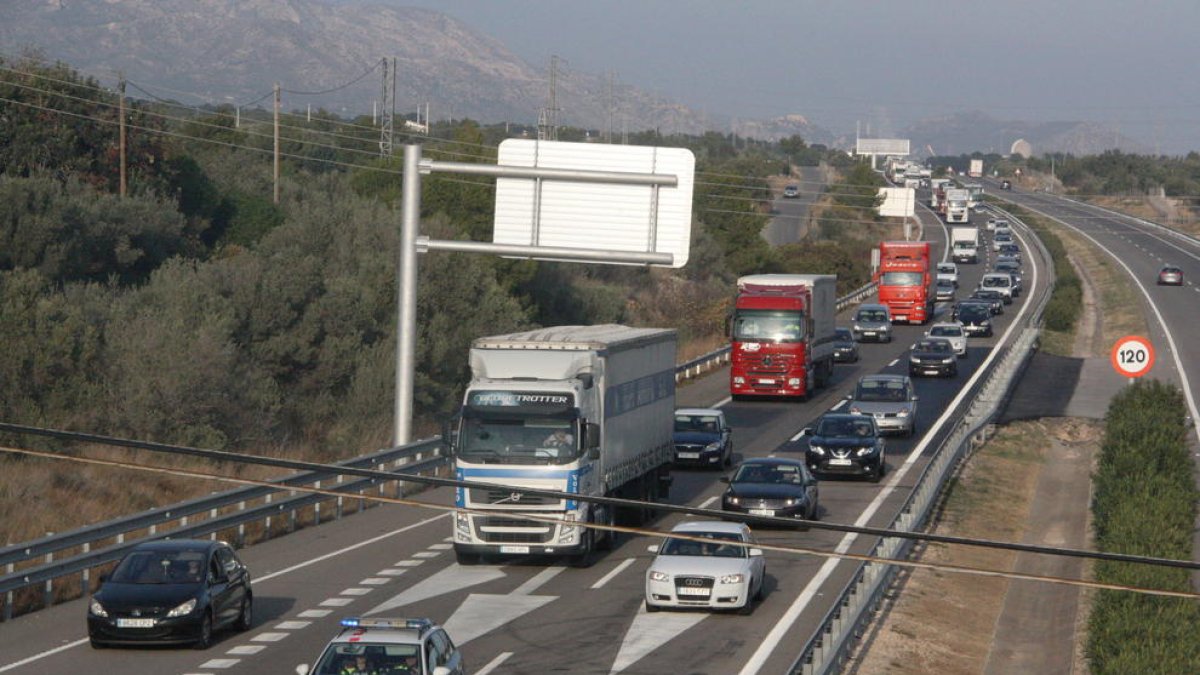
494;139;695;267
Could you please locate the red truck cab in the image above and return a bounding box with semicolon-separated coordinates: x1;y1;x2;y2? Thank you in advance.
876;241;933;324
729;274;837;400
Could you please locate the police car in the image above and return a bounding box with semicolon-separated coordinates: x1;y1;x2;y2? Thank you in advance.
296;617;465;675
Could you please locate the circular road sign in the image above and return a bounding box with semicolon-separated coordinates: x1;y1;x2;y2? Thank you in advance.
1110;335;1155;378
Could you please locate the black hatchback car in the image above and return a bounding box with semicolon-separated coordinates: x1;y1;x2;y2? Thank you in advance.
953;302;994;337
832;327;860;363
721;457;819;523
803;414;886;482
88;539;253;648
908;337;958;378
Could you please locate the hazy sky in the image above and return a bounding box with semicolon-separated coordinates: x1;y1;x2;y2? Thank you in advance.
390;0;1200;152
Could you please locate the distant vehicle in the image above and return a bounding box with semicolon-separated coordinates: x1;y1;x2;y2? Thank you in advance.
908;337;958;378
992;232;1014;252
935;278;957;302
969;288;1006;315
954;302;994;337
997;242;1022;262
720;457;819;523
852;303;893;343
986;218;1009;232
672;408;733;469
951;227;980;264
832;327;860;363
994;261;1023;291
945;188;970;223
644;521;766;614
1001;180;1012;190
783;184;800;198
926;322;968;357
846;374;919;437
877;241;934;324
88;539;253;649
1157;265;1183;286
803;413;887;482
979;273;1015;303
296;617;465;675
936;262;959;287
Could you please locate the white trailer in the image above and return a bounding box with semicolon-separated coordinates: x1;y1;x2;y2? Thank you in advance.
450;325;676;565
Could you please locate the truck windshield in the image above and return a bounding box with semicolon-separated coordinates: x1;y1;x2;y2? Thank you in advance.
732;310;806;342
460;417;579;465
880;272;923;286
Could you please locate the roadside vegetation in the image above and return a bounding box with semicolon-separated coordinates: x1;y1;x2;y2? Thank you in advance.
1087;380;1200;673
997;205;1081;355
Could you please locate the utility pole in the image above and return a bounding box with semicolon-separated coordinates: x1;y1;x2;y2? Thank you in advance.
607;71;614;143
118;73;126;198
273;83;280;205
379;57;394;157
538;55;562;141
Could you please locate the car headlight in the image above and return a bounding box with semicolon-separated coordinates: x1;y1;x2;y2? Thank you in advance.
705;442;721;452
942;357;954;364
896;408;910;417
784;498;798;506
719;574;745;585
649;570;670;582
856;446;878;456
89;597;108;617
852;324;861;331
808;445;825;455
848;406;862;414
166;597;198;618
909;357;920;365
726;495;740;505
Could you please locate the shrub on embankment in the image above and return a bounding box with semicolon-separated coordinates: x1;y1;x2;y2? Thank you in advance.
1086;379;1200;673
1007;206;1082;333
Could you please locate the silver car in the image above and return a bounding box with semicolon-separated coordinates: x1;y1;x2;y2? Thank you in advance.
846;374;919;437
644;521;766;615
926;321;968;357
852;303;893;343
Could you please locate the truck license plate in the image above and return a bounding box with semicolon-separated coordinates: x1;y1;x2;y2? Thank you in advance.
749;509;775;517
499;545;530;554
116;618;156;628
677;452;700;459
828;458;852;466
677;587;710;597
757;378;775;385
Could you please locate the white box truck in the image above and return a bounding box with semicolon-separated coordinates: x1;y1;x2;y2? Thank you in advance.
448;325;676;566
945;188;970;223
951;226;980;263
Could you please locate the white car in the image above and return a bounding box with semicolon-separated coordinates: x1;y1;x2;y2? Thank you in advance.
935;262;959;287
979;273;1015;303
645;521;765;615
992;232;1014;252
925;322;967;357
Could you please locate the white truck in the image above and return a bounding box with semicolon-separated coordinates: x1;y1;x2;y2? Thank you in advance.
964;183;984;210
951;226;980;263
448;325;676;566
945;188;970;223
968;159;983;177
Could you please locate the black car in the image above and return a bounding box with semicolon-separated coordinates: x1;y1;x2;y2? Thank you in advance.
908;337;958;378
803;413;886;482
720;457;819;523
672;408;733;468
953;302;994;337
969;288;1005;315
832;327;860;363
88;539;253;648
1001;180;1012;190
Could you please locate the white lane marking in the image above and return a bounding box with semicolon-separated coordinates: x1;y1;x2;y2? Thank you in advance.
513;567;565;595
429;543;453;550
250;632;288;643
475;652;514;675
888;358;899;366
396;559;424;567
444;594;558;646
228;645;267;655
377;568;408;576
789;429;807;442
298;609;332;618
412;550;440;558
830;399;848;411
340;587;371;596
0;641;88;673
591;559;637;590
697;496;718;510
320;597;354;607
360;577;390;585
712;395;733;408
611;605;708;673
738;217;1042;675
276;621;311;630
199;659;240;669
367;564;506;615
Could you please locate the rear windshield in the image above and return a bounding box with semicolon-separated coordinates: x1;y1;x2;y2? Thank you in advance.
855;380;909;402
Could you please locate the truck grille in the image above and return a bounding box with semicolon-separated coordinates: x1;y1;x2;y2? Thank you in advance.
474;516;554;544
743;353;793;374
468;487;560;506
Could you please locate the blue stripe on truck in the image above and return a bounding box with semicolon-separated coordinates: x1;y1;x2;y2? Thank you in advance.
603;368;675;420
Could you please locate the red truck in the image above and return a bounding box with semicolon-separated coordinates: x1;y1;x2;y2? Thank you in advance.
729;274;837;400
876;241;933;324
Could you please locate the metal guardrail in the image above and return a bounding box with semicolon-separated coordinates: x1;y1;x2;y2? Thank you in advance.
790;213;1054;674
0;280;881;620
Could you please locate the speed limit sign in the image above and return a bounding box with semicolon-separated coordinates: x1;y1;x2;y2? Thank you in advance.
1110;335;1155;378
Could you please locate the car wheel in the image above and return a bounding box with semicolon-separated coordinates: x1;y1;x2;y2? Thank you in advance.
724;447;733;467
738;590;756;615
645;598;661;613
754;577;765;601
194;611;214;650
235;594;253;632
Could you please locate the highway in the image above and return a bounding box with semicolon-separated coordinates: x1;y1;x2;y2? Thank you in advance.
0;204;1051;674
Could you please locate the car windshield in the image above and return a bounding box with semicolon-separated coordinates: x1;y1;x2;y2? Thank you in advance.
815;417;876;438
313;644;423;675
732;463;806;485
856;309;889;322
916;340;952;353
109;550;207;584
982;276;1010;288
659;532;746;558
835;328;854;341
937;280;954;289
938;265;955;273
855;380;908;403
674;414;721;434
930;325;962;337
958;305;989;320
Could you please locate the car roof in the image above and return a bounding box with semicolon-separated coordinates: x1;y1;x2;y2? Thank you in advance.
675;408;723;417
737;457;806;469
929;321;964;329
131;539;222;553
916;337;953;347
858;373;908;386
670;520;749;536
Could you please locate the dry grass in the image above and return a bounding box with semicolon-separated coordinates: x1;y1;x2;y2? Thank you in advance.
1050;225;1147;353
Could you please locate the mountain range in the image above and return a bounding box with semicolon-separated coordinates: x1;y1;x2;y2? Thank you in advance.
0;0;1142;156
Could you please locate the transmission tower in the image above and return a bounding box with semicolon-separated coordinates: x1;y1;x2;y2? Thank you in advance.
538;55;563;141
379;57;395;157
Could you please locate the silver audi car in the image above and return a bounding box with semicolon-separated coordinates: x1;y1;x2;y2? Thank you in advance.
845;374;919;437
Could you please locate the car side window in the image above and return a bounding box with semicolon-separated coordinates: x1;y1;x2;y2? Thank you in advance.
431;630;453;664
216;547;239;576
208;556;223;582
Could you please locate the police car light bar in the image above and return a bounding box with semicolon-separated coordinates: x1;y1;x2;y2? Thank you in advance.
341;617;432;631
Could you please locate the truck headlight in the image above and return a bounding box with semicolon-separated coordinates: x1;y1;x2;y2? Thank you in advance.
733;376;745;384
455;511;471;534
719;574;744;585
788;378;801;387
649;571;670;582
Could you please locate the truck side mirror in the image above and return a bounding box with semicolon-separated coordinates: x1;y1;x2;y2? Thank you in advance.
441;416;460;456
583;422;600;450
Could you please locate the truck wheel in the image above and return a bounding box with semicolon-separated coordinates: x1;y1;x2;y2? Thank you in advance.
569;530;594;568
455;550;479;566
